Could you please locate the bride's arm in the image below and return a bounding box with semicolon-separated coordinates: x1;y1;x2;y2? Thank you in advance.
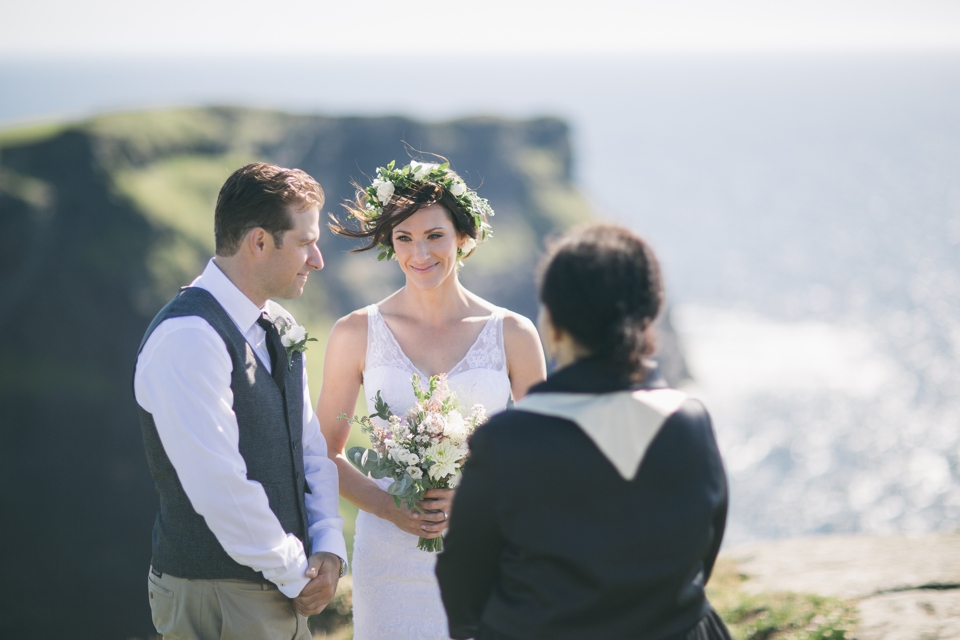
317;313;447;539
503;312;547;401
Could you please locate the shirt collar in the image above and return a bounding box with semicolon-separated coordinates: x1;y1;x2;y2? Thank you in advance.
191;259;265;334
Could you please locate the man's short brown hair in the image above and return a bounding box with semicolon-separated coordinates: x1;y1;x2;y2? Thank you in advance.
214;163;325;256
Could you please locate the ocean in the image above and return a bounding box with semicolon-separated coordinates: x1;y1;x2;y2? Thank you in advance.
3;53;959;544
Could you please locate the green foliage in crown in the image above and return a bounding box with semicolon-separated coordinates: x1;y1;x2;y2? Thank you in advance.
362;160;494;261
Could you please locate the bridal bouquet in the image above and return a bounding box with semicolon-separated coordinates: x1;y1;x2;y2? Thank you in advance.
340;374;487;551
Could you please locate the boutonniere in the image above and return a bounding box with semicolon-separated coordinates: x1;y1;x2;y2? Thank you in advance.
279;323;317;369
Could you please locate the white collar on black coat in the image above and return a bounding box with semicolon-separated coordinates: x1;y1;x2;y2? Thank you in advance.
514;388;687;480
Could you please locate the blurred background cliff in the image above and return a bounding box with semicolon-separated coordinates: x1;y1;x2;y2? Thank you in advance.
2;1;960;638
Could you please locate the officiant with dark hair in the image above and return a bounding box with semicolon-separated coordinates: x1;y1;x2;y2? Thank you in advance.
436;224;732;640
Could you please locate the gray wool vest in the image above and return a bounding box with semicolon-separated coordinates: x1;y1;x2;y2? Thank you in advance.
137;286;310;582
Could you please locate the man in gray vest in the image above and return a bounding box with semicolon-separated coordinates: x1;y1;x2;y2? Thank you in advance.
134;163;347;639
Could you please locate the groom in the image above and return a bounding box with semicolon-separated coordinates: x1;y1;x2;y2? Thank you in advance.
134;163;347;639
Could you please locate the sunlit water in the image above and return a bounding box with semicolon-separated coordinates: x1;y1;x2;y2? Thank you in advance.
3;53;959;543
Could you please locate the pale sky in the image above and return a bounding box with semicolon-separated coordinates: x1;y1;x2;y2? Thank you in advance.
2;0;960;56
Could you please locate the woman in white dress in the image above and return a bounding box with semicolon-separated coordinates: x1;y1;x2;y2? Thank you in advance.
318;160;546;639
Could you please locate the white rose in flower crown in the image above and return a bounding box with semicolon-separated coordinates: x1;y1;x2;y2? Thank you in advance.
449;180;467;197
373;179;395;206
411;161;432;181
460;237;477;255
280;323;307;347
425;440;462;480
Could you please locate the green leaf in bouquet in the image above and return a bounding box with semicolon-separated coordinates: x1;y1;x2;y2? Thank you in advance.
372;390;392;421
387;473;413;497
347;446;391;479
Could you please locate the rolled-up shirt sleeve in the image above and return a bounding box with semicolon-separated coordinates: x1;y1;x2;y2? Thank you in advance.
301;353;348;568
135;318;312;597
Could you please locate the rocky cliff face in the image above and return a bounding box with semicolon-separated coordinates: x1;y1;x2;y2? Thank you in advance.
723;532;960;639
0;107;685;639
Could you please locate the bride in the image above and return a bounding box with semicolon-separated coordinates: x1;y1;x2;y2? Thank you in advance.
317;159;546;639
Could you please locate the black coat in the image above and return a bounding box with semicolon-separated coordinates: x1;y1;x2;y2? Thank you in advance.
436;358;729;640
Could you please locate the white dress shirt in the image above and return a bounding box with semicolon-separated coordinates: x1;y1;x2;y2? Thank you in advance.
134;259;346;598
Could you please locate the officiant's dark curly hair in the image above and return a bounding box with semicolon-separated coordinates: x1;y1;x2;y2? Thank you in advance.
539;224;664;381
214;163;325;256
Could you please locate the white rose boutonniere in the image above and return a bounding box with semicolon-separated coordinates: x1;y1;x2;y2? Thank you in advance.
279;323;317;369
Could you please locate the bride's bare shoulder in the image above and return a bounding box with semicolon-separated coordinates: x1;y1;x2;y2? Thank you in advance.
462;291;501;318
328;307;371;350
501;310;539;346
464;292;540;350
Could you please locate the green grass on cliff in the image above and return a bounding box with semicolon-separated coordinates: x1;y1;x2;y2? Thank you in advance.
708;559;859;640
87;107;296;164
113;153;253;251
0;121;67;147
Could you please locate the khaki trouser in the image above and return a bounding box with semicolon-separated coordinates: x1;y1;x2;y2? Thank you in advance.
147;567;312;640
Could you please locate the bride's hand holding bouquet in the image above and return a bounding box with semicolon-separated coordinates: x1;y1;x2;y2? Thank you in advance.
339;373;488;551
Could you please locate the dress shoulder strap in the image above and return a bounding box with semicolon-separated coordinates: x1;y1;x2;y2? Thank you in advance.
364;304;416;373
492;307;507;373
449;307;508;376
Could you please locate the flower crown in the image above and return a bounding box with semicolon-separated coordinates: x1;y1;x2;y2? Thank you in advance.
363;160;494;261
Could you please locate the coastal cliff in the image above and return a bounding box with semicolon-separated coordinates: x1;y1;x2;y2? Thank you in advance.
0;107;591;639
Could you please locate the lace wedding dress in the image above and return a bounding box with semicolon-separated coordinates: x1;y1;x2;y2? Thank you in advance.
352;304;512;639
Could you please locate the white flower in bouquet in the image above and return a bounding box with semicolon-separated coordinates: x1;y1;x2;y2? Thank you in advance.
407;466;423;479
425;440;465;481
443;411;469;446
421;411;446;436
448;470;462;488
469;404;487;425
